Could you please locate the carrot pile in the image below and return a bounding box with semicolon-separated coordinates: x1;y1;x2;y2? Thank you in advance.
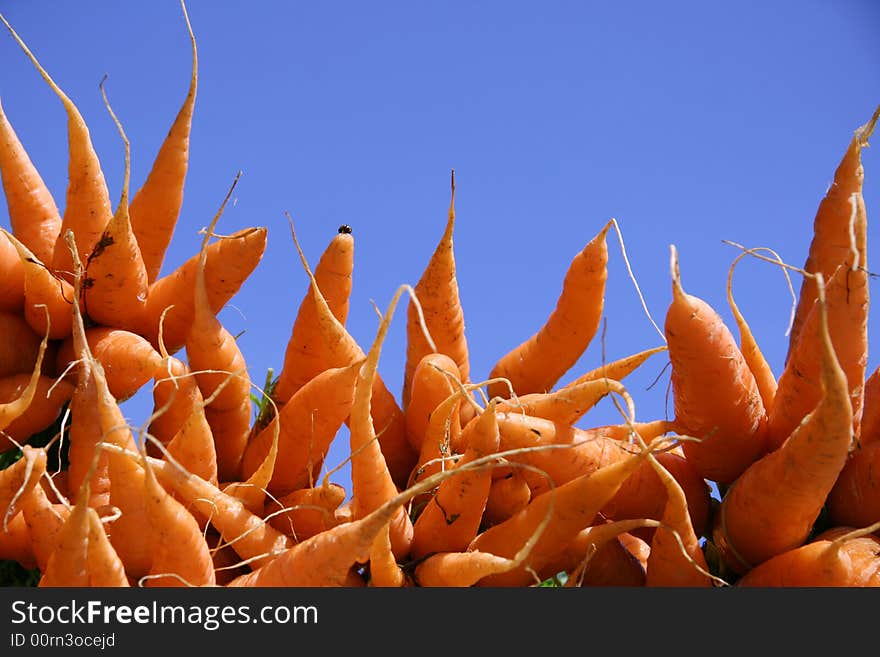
1;2;879;588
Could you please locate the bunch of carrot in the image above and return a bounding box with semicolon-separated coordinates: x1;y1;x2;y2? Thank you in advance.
0;2;878;587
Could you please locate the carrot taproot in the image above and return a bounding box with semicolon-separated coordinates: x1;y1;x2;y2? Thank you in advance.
0;445;47;530
129;0;198;284
240;360;362;496
0;234;25;312
409;400;500;560
2;230;73;340
0;14;114;281
39;478;129;588
496;376;630;427
664;245;768;485
785;105;878;359
163;394;218;491
408;386;466;500
486;220;610;400
0;96;61;265
404;352;462;453
0;511;36;569
135;224;267;354
147;355;202;450
736;523;880;587
272;224;355;405
348;284;415;559
18;481;70;573
402;170;470;411
287;214;417;488
559;344;668;391
712;272;854;574
81;77;148;329
55;327;163;402
643;448;713;587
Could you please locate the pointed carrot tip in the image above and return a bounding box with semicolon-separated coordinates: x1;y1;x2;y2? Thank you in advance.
856;104;880;146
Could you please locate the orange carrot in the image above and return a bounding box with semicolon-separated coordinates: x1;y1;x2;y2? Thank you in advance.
3;230;73;340
0;445;47;530
785;105;878;359
0;97;61;266
496;376;629;427
664;245;768;485
559;344;668;391
736;523;880;587
39;479;129;587
403;170;470;410
135;225;267;354
272;224;355;404
240;360;362;496
404;352;462;453
81;78;148;329
265;482;347;541
858;364;880;445
147;356;203;451
487;220;610;399
712;273;854;574
482;467;532;527
129;0;198;283
0;361;72;452
18;482;70;573
0;512;36;569
768;262;867;452
0;311;45;378
287;215;417;488
0;15;114;281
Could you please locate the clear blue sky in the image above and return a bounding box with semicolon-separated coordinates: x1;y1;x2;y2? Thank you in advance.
1;1;878;492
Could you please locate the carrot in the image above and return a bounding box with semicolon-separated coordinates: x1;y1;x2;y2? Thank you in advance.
0;233;26;312
18;481;70;572
408;386;466;499
55;327;163;402
486;220;610;399
272;224;355;404
404;352;462;453
559;344;668;391
2;230;73;340
348;285;415;560
0;445;47;530
39;478;129;588
265;481;347;541
858;364;880;445
467;439;656;587
104;442;292;571
129;0;198;284
664;245;768;485
643;448;713;587
0;311;48;378
240;360;362;496
712;273;854;574
409;400;500;560
402;170;470;410
768;261;867;452
736;523;880;587
135;224;267;354
137;454;216;588
0;14;114;281
81;77;148;329
0;97;61;266
287;215;417;488
147;355;202;450
825;440;880;529
0;512;36;569
163;393;218;491
496;376;630;427
725;247;796;412
785;105;878;359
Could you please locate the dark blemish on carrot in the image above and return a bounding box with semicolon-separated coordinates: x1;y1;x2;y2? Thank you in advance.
338;224;352;235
